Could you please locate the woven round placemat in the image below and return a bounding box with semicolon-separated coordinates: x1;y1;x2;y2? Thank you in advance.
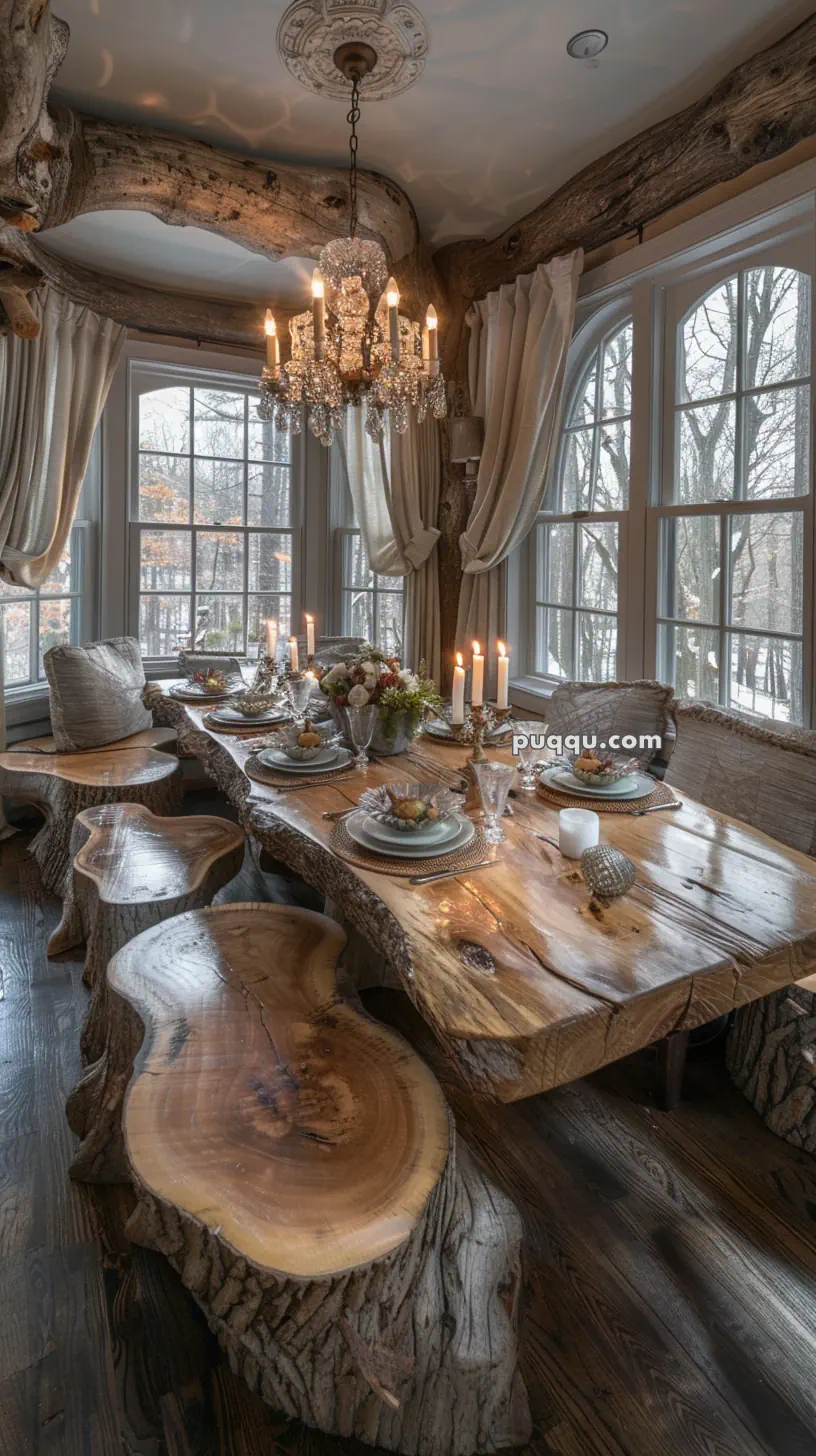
536;775;674;813
329;818;488;878
203;713;290;737
244;751;358;791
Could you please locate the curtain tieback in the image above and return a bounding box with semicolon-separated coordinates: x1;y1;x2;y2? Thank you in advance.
404;525;440;571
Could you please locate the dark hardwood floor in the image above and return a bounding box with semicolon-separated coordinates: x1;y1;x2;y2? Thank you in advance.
1;792;816;1455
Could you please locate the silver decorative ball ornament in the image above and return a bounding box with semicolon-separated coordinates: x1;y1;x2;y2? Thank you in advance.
580;845;636;901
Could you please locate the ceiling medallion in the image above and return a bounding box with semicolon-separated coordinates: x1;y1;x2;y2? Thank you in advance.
277;0;429;102
258;40;445;447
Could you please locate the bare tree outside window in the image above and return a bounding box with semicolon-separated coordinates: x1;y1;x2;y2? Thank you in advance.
659;266;810;722
534;319;631;681
135;383;293;659
339;531;404;658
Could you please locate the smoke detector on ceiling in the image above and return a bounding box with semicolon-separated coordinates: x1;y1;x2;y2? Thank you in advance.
566;30;609;61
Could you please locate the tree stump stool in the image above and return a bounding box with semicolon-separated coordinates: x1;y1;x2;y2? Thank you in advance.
68;903;530;1456
726;979;816;1150
65;804;245;1068
0;747;183;953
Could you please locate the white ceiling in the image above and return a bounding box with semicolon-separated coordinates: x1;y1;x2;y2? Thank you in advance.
43;0;813;300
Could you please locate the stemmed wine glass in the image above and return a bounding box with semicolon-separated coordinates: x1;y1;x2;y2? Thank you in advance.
472;760;516;844
344;705;378;767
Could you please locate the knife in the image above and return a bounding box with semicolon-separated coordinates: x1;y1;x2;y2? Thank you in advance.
410;859;498;886
631;800;682;816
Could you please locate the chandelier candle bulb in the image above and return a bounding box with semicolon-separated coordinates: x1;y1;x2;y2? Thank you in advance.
426;305;439;372
305;614;315;658
264;618;278;661
264;310;280;370
421;324;430;367
311;269;326;360
452;652;466;725
386;277;401;363
288;636;299;675
497;641;509;709
471;641;485;707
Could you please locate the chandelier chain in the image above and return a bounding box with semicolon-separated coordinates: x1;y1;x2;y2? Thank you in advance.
347;75;361;240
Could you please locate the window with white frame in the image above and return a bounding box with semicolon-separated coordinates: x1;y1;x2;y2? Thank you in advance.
533;319;632;682
657;264;811;722
0;525;89;688
132;373;294;660
338;529;405;657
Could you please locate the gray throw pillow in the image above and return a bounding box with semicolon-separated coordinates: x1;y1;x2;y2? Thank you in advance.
44;636;152;751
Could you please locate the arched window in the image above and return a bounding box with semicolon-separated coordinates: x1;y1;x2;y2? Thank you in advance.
533;318;632;682
658;265;811;721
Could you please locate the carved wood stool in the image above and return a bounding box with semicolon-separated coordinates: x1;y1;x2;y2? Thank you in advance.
66;902;530;1456
0;746;184;955
66;803;245;1072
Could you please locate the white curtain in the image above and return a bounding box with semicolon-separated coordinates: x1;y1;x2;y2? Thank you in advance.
0;286;125;821
338;407;441;679
457;250;583;661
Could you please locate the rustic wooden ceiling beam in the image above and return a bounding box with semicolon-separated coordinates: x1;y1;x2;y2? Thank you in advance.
0;0;441;337
435;13;816;306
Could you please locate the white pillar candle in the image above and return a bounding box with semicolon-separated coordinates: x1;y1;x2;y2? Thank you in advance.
558;808;599;858
386;277;401;364
264;310;279;370
305;613;315;658
496;640;509;709
312;269;326;360
264;618;278;660
471;640;484;707
288;636;299;674
451;652;466;725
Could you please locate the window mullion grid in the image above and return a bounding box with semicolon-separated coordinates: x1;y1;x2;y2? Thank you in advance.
31;591;39;684
719;511;730;709
571;520;580;678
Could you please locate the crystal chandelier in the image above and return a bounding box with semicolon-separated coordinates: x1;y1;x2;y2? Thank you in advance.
257;40;446;447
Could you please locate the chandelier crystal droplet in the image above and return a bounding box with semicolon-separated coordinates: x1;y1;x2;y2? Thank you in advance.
257;45;446;447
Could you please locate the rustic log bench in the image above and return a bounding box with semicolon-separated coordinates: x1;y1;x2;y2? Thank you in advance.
67;903;530;1455
63;803;245;1068
0;746;184;954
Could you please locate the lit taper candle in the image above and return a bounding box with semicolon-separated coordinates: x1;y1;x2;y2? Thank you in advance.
264;310;279;370
264;618;278;660
305;613;315;658
386;277;401;363
426;305;438;373
496;641;509;709
312;269;326;360
471;640;484;707
451;652;466;725
288;636;299;674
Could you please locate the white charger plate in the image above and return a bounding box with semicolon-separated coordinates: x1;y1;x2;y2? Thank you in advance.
258;745;353;774
424;718;510;742
541;767;653;801
347;812;475;859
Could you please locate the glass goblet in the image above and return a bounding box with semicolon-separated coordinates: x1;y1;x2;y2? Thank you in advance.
472;760;516;844
344;705;379;767
286;677;314;720
513;719;547;791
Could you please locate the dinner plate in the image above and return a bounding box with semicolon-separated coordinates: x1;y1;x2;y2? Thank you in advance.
360;813;463;851
541;767;654;801
423;717;510;742
169;683;233;703
258;745;353;774
208;704;288;725
346;812;475;859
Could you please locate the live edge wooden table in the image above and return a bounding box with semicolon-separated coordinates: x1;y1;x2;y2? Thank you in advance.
147;683;816;1105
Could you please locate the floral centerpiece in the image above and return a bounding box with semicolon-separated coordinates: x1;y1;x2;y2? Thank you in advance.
319;647;441;755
